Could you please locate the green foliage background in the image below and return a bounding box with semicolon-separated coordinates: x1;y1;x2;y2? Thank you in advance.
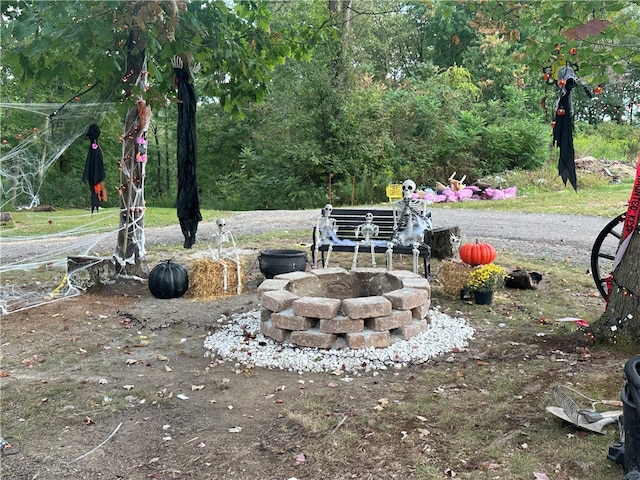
1;0;639;211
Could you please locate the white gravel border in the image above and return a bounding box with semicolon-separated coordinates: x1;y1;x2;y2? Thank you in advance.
204;307;474;373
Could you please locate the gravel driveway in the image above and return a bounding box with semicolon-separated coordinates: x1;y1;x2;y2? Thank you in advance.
1;206;614;269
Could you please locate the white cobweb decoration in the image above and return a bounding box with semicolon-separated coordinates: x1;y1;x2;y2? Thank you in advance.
0;90;134;314
0;89;114;210
1;209;124;315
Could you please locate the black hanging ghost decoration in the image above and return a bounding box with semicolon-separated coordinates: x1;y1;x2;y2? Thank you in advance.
552;65;578;191
173;54;202;249
82;123;107;213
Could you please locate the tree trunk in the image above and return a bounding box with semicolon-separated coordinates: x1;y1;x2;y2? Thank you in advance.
591;230;640;343
591;160;640;344
113;25;150;276
113;102;150;276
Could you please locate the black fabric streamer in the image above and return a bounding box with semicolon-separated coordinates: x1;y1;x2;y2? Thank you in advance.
82;124;106;213
174;60;202;249
552;66;578;191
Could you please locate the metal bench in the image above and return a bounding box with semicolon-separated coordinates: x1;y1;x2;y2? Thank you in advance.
310;207;432;277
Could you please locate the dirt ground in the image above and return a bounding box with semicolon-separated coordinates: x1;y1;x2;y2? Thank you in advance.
0;202;634;480
0;252;632;480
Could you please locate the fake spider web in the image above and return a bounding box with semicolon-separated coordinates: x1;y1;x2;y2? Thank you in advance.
0;90;136;314
0;87;114;210
0;208;126;315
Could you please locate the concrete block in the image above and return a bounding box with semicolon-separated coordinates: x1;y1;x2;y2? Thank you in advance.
319;315;364;334
291;329;337;349
260;320;290;342
292;297;341;319
345;330;391;349
257;279;289;301
261;289;299;313
384;287;430;310
272;309;316;331
365;309;412;331
394;319;429;340
342;296;392;319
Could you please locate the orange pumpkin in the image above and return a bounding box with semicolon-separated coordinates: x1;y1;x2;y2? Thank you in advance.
459;240;497;266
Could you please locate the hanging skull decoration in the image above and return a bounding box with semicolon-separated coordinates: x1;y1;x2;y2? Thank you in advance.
401;180;416;200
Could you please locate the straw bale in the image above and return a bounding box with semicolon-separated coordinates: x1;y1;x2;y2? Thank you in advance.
437;260;473;297
188;258;245;299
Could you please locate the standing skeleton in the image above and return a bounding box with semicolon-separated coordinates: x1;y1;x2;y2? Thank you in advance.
352;212;379;268
390;179;432;274
209;218;242;294
314;204;338;268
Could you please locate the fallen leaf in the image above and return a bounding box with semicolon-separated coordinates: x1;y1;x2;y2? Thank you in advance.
417;428;431;438
122;384;134;390
82;416;95;425
533;473;550;480
0;371;10;377
416;415;428;422
125;359;138;365
228;426;242;433
164;365;173;372
157;354;169;361
191;385;204;391
294;453;306;463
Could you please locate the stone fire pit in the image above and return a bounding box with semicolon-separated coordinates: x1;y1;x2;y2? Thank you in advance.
257;267;431;349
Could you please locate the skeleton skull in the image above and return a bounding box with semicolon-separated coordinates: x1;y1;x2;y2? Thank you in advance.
216;218;226;231
323;204;333;217
402;179;416;200
365;212;374;222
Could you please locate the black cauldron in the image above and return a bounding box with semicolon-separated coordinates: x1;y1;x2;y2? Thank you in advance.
258;249;307;279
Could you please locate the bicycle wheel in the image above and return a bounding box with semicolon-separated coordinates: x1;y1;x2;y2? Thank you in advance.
590;213;625;299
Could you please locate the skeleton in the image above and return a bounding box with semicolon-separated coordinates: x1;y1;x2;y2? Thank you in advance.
314;204;338;268
209;218;242;294
390;179;433;274
352;212;379;269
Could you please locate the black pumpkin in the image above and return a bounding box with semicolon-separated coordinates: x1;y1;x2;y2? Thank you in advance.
148;260;189;299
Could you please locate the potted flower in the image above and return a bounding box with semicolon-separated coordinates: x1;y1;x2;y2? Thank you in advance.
467;263;506;305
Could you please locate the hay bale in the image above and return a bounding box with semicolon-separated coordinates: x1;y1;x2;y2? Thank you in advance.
437;260;473;298
188;258;245;299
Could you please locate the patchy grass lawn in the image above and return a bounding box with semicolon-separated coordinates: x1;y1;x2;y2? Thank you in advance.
0;232;633;480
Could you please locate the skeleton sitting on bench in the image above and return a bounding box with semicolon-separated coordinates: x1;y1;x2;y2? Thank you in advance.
390;179;432;274
314;204;339;268
352;212;379;269
209;217;242;294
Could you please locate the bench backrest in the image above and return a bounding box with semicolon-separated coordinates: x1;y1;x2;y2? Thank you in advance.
321;208;397;241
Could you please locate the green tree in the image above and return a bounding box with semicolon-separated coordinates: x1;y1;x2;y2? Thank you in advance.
504;0;640;343
2;0;312;273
